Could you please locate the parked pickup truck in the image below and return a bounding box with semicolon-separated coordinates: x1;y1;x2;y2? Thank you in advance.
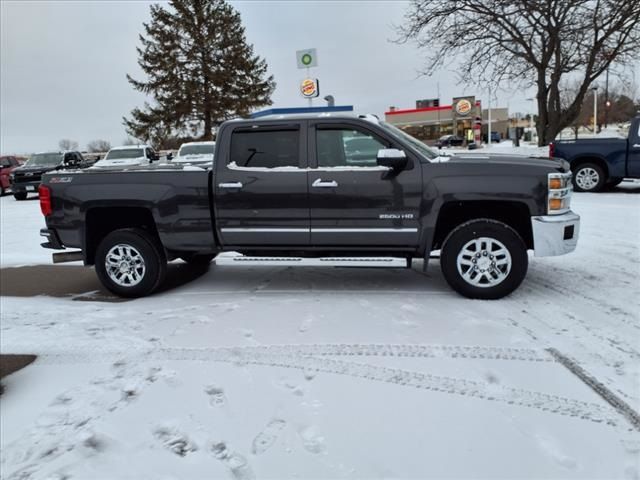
551;115;640;192
11;151;90;200
39;113;580;299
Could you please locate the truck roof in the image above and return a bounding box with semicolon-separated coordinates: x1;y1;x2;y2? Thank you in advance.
179;141;215;146
230;112;381;124
109;145;151;150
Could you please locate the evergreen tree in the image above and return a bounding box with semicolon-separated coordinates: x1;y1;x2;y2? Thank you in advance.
124;0;275;146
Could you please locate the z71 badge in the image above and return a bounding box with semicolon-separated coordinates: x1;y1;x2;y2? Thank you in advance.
49;177;73;184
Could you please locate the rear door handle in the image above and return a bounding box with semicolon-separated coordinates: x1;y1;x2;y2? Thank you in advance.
219;182;243;189
312;178;338;188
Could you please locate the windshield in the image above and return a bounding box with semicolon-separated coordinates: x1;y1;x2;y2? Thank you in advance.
104;148;145;160
25;153;62;167
378;122;439;160
178;144;214;156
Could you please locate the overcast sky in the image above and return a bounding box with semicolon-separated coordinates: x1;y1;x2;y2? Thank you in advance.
0;0;623;154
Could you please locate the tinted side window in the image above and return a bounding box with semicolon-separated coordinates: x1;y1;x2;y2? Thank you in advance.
230;129;299;168
1;158;10;168
316;128;385;167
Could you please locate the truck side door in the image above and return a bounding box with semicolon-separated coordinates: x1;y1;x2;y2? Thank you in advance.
628;120;640;178
308;121;422;247
214;122;309;246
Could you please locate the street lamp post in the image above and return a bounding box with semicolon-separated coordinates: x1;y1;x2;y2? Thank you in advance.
591;87;598;134
526;97;535;143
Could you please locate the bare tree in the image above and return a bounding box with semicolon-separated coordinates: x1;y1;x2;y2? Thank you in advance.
397;0;640;145
121;137;137;146
58;139;79;151
86;139;111;153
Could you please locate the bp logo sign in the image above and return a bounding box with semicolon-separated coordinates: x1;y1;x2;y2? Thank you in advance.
296;48;318;69
455;99;473;116
301;53;313;66
300;78;319;98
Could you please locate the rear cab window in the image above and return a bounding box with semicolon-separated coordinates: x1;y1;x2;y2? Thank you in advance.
229;126;301;169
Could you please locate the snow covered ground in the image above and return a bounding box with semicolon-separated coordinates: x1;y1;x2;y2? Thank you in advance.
1;184;639;479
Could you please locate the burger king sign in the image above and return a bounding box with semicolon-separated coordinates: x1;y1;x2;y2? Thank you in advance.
300;78;319;98
455;98;473;116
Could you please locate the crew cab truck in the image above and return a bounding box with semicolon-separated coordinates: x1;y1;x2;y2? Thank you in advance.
39;113;580;299
92;145;159;168
11;151;89;200
551;115;640;192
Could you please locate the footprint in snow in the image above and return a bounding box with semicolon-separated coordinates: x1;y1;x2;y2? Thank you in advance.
298;426;327;455
205;384;226;407
210;441;255;480
154;426;198;457
251;419;286;455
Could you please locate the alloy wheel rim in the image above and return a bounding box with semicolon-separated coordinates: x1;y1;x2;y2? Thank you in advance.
105;244;146;287
575;167;599;190
456;237;512;288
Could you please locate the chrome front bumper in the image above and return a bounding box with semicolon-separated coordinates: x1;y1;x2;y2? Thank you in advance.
531;211;580;257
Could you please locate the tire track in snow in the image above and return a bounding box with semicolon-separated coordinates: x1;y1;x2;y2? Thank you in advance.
29;344;620;428
29;343;554;364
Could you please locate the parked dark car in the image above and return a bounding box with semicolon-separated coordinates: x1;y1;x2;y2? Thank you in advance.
11;151;90;200
39;113;579;300
551;115;640;192
435;135;464;148
0;156;21;196
483;131;501;143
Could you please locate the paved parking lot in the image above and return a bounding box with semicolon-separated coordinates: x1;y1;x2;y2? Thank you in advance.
1;183;639;479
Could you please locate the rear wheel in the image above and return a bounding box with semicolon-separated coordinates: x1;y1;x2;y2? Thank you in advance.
572;163;605;192
13;192;27;200
440;219;528;299
95;228;166;298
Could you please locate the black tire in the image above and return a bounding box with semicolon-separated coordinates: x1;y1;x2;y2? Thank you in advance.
440;219;528;300
0;186;5;196
179;253;217;264
13;192;27;201
572;163;605;192
95;228;167;298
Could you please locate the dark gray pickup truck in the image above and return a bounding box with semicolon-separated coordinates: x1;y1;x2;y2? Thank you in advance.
551;115;640;192
39;113;580;299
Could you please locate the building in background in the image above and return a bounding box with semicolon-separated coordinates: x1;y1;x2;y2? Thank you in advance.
385;97;509;144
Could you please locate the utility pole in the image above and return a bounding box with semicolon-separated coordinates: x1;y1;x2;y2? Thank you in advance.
604;67;610;128
591;87;598;134
487;87;491;147
526;97;535;143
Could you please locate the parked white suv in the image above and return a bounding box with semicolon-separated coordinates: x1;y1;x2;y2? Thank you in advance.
172;141;215;166
92;145;158;168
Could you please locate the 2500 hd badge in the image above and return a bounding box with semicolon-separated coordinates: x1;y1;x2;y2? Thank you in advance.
39;113;579;299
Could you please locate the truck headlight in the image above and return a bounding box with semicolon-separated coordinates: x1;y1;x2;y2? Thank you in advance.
548;172;572;214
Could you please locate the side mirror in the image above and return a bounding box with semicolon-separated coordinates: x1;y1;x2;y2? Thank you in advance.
376;148;407;170
167;153;173;161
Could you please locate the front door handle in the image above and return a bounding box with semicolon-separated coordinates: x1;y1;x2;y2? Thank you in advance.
219;182;243;189
312;178;338;188
633;144;640;148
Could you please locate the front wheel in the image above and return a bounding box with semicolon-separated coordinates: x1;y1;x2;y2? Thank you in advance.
573;163;605;192
95;228;167;298
440;219;528;299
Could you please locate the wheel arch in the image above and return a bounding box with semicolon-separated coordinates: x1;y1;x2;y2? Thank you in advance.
432;200;533;251
570;156;610;179
84;206;161;265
